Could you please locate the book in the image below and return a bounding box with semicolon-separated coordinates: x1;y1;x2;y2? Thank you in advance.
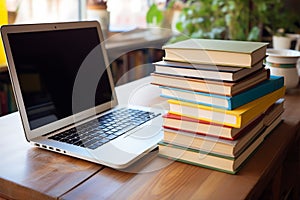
151;69;270;96
162;99;284;157
168;87;285;128
162;116;264;157
154;60;264;81
163;99;284;140
162;39;268;68
158;114;283;174
263;98;284;126
163;113;263;140
160;76;284;110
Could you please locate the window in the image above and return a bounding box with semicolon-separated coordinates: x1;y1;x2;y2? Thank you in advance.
107;0;149;31
6;0;157;31
7;0;80;23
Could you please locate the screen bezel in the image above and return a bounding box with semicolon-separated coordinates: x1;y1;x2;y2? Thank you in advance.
1;21;118;140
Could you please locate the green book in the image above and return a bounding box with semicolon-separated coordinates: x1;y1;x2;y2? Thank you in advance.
163;39;268;68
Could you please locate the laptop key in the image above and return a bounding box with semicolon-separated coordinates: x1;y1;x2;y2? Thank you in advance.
48;108;160;150
88;143;102;150
106;134;117;140
113;125;135;136
83;140;97;147
100;138;110;144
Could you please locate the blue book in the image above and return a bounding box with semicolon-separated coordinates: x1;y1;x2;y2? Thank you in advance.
160;76;284;110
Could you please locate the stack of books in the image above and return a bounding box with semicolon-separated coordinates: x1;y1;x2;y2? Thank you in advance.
151;39;286;174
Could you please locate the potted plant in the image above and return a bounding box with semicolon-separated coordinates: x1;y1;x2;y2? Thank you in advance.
166;0;300;44
257;0;300;49
167;0;266;43
266;14;300;49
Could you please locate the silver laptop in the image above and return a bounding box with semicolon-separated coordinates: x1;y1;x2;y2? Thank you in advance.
1;21;163;169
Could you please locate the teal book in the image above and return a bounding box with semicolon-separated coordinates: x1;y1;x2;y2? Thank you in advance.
160;76;284;110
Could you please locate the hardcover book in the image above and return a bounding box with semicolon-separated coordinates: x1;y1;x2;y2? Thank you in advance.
158;115;283;174
168;87;285;128
160;76;284;110
162;118;264;157
151;69;270;96
162;39;268;68
154;60;264;81
263;98;284;126
163;113;263;140
162;99;284;157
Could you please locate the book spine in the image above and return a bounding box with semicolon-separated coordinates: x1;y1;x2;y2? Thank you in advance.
168;86;285;128
163;125;234;140
230;76;284;109
239;87;285;127
158;153;236;174
159;76;283;111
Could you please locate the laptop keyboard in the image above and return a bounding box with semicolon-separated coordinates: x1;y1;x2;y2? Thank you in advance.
49;108;160;150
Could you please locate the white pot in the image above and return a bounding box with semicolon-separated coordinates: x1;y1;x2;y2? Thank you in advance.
266;49;300;64
266;48;300;87
272;36;293;50
267;66;299;89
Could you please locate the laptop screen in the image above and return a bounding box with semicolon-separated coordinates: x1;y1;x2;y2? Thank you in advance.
7;27;113;130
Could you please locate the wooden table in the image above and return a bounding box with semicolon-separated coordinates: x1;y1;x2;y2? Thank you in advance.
0;77;299;200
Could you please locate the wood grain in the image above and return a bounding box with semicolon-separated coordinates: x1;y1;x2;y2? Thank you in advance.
1;77;299;200
62;78;300;200
0;113;102;200
62;119;299;200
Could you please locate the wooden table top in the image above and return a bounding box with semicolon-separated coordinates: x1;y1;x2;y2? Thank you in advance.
0;77;299;200
0;112;103;200
61;119;299;200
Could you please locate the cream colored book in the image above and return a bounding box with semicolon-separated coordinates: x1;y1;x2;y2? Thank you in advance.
163;113;263;140
151;69;269;96
163;39;268;68
154;60;264;81
162;118;263;157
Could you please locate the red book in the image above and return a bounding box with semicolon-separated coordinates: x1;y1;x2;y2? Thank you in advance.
163;113;263;140
162;113;266;158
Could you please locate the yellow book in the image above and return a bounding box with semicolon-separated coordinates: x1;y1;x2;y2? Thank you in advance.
168;87;285;128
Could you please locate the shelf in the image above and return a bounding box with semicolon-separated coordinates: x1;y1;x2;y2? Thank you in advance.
106;29;172;86
105;28;172;63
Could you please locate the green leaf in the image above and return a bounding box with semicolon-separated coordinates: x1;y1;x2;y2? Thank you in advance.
146;4;164;25
247;26;260;41
176;21;183;32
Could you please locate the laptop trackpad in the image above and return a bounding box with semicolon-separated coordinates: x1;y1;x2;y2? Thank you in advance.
93;125;163;168
126;123;162;139
111;124;163;153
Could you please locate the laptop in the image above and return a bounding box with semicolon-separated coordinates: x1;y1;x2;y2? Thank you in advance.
1;21;163;169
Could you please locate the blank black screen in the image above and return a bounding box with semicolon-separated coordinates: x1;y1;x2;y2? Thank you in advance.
8;27;113;129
